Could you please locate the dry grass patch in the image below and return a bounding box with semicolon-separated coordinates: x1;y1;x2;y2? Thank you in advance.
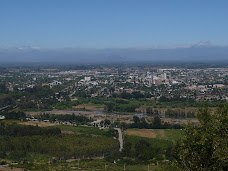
19;121;57;127
125;129;165;138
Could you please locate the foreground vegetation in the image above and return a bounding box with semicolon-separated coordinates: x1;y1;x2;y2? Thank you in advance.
118;129;182;164
0;123;119;162
172;104;228;170
0;104;227;170
8;159;165;171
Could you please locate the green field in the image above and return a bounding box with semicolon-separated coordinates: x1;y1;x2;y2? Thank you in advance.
54;125;112;136
1;120;112;136
126;135;173;150
125;129;183;150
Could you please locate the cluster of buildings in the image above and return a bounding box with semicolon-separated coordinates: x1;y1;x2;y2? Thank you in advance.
42;81;62;87
1;65;228;102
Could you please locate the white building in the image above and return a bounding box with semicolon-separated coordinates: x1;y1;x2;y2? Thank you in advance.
85;76;91;82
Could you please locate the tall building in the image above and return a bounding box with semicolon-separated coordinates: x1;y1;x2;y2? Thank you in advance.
161;73;167;80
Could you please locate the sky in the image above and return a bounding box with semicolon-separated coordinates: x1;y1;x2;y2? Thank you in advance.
0;0;228;49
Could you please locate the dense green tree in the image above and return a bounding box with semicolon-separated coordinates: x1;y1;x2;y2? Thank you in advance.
133;116;140;124
105;102;115;112
139;117;148;129
172;104;228;170
0;111;25;120
0;83;8;93
0;95;14;107
104;119;111;126
135;140;151;161
120;91;132;99
152;116;162;129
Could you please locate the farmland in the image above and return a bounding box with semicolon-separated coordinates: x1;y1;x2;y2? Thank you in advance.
125;129;183;150
125;129;183;140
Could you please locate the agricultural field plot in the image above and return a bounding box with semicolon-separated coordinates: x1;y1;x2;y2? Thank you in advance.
54;125;111;136
125;129;183;140
0;123;119;169
8;121;115;137
0;120;56;127
125;129;183;150
126;135;174;150
18;121;57;127
25;110;92;116
73;103;105;111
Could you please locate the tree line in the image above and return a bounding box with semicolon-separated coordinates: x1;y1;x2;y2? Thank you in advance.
0;111;26;120
0;123;61;136
118;116;183;130
35;113;93;124
165;109;196;118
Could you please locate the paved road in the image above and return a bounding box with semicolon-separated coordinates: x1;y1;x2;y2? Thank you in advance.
114;128;123;152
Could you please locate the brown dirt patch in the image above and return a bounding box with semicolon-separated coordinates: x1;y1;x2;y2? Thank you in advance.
159;130;165;137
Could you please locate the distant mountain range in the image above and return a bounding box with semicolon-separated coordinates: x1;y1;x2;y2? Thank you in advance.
1;44;228;64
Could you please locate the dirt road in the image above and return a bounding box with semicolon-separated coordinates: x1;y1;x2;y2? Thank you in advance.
114;128;123;152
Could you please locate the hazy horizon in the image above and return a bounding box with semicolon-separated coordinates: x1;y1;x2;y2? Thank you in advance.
1;43;228;63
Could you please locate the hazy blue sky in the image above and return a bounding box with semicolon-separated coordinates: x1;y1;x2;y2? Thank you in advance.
0;0;228;48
